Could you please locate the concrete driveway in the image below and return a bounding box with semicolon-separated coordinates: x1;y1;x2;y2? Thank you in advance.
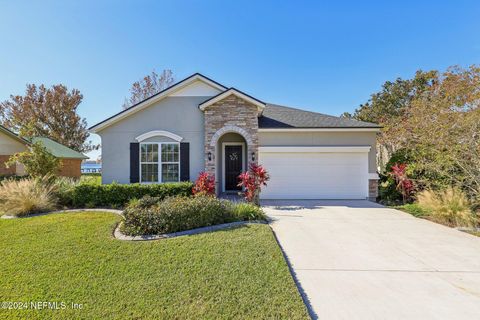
262;200;480;320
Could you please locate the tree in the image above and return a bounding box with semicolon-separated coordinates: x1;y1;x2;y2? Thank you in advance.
357;65;480;205
122;70;174;109
7;141;60;178
346;70;437;169
339;111;352;118
0;84;95;153
401;66;480;204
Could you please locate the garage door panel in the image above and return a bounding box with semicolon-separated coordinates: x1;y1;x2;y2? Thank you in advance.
259;151;368;199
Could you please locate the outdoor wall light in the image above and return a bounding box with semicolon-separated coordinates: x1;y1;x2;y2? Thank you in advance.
251;152;256;161
208;152;212;161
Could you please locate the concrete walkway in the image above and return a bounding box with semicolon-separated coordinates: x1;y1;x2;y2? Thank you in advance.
262;200;480;320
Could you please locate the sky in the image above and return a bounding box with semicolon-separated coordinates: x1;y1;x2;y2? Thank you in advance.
1;0;479;160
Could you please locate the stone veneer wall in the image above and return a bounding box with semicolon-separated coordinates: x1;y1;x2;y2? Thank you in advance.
204;95;259;190
368;179;379;201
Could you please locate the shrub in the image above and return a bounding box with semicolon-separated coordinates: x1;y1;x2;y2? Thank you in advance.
122;196;265;236
0;177;57;216
390;163;414;204
59;182;193;208
378;173;403;205
230;202;266;221
238;164;270;205
53;177;79;205
417;187;477;227
7;141;60;178
192;172;215;197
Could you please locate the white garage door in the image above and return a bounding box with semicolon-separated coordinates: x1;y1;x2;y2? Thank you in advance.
259;147;370;199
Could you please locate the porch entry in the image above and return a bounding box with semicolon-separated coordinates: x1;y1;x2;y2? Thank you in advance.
223;143;244;191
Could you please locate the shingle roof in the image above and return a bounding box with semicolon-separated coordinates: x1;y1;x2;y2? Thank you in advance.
0;125;88;159
259;103;381;128
31;137;88;159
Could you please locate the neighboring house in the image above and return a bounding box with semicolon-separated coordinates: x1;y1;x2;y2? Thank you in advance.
90;73;381;200
0;125;28;176
0;125;88;178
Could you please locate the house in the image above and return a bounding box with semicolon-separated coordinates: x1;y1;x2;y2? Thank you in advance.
90;73;381;200
0;125;88;178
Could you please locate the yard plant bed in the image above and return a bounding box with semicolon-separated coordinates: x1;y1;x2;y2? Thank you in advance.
394;203;479;237
122;195;266;236
0;212;308;319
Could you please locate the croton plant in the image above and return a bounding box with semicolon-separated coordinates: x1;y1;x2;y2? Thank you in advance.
192;172;216;197
238;163;270;205
390;163;414;203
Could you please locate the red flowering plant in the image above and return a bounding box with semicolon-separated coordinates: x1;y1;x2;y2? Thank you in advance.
192;172;216;197
237;163;270;205
390;163;414;203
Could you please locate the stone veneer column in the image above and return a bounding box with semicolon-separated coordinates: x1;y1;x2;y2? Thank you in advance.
368;179;379;201
203;95;259;192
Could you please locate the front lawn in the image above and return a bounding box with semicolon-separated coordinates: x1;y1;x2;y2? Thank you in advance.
0;212;308;319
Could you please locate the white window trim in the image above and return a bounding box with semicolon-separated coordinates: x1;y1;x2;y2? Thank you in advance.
139;142;181;183
222;142;246;192
135;130;183;142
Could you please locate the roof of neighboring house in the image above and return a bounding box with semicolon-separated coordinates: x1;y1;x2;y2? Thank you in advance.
0;124;30;144
31;137;88;159
0;125;88;159
259;104;381;128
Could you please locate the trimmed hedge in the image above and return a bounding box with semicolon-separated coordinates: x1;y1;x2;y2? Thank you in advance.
61;182;193;208
122;196;265;236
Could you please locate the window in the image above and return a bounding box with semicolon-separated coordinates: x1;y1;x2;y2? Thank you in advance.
140;142;180;183
140;143;158;183
161;143;179;182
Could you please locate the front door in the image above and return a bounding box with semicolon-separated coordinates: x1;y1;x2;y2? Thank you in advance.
224;145;243;191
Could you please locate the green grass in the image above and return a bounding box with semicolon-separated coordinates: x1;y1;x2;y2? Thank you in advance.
393;203;431;217
0;212;308;319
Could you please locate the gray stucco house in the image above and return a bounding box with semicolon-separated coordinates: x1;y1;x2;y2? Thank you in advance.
90;73;381;200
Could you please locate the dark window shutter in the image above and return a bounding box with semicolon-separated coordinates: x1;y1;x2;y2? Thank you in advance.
130;142;139;183
180;142;190;181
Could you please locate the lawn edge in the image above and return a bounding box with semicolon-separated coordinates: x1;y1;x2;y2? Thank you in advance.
114;220;267;241
1;208;268;241
268;224;316;320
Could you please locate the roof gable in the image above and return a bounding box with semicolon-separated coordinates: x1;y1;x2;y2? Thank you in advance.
170;80;223;97
198;88;266;113
89;73;227;133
